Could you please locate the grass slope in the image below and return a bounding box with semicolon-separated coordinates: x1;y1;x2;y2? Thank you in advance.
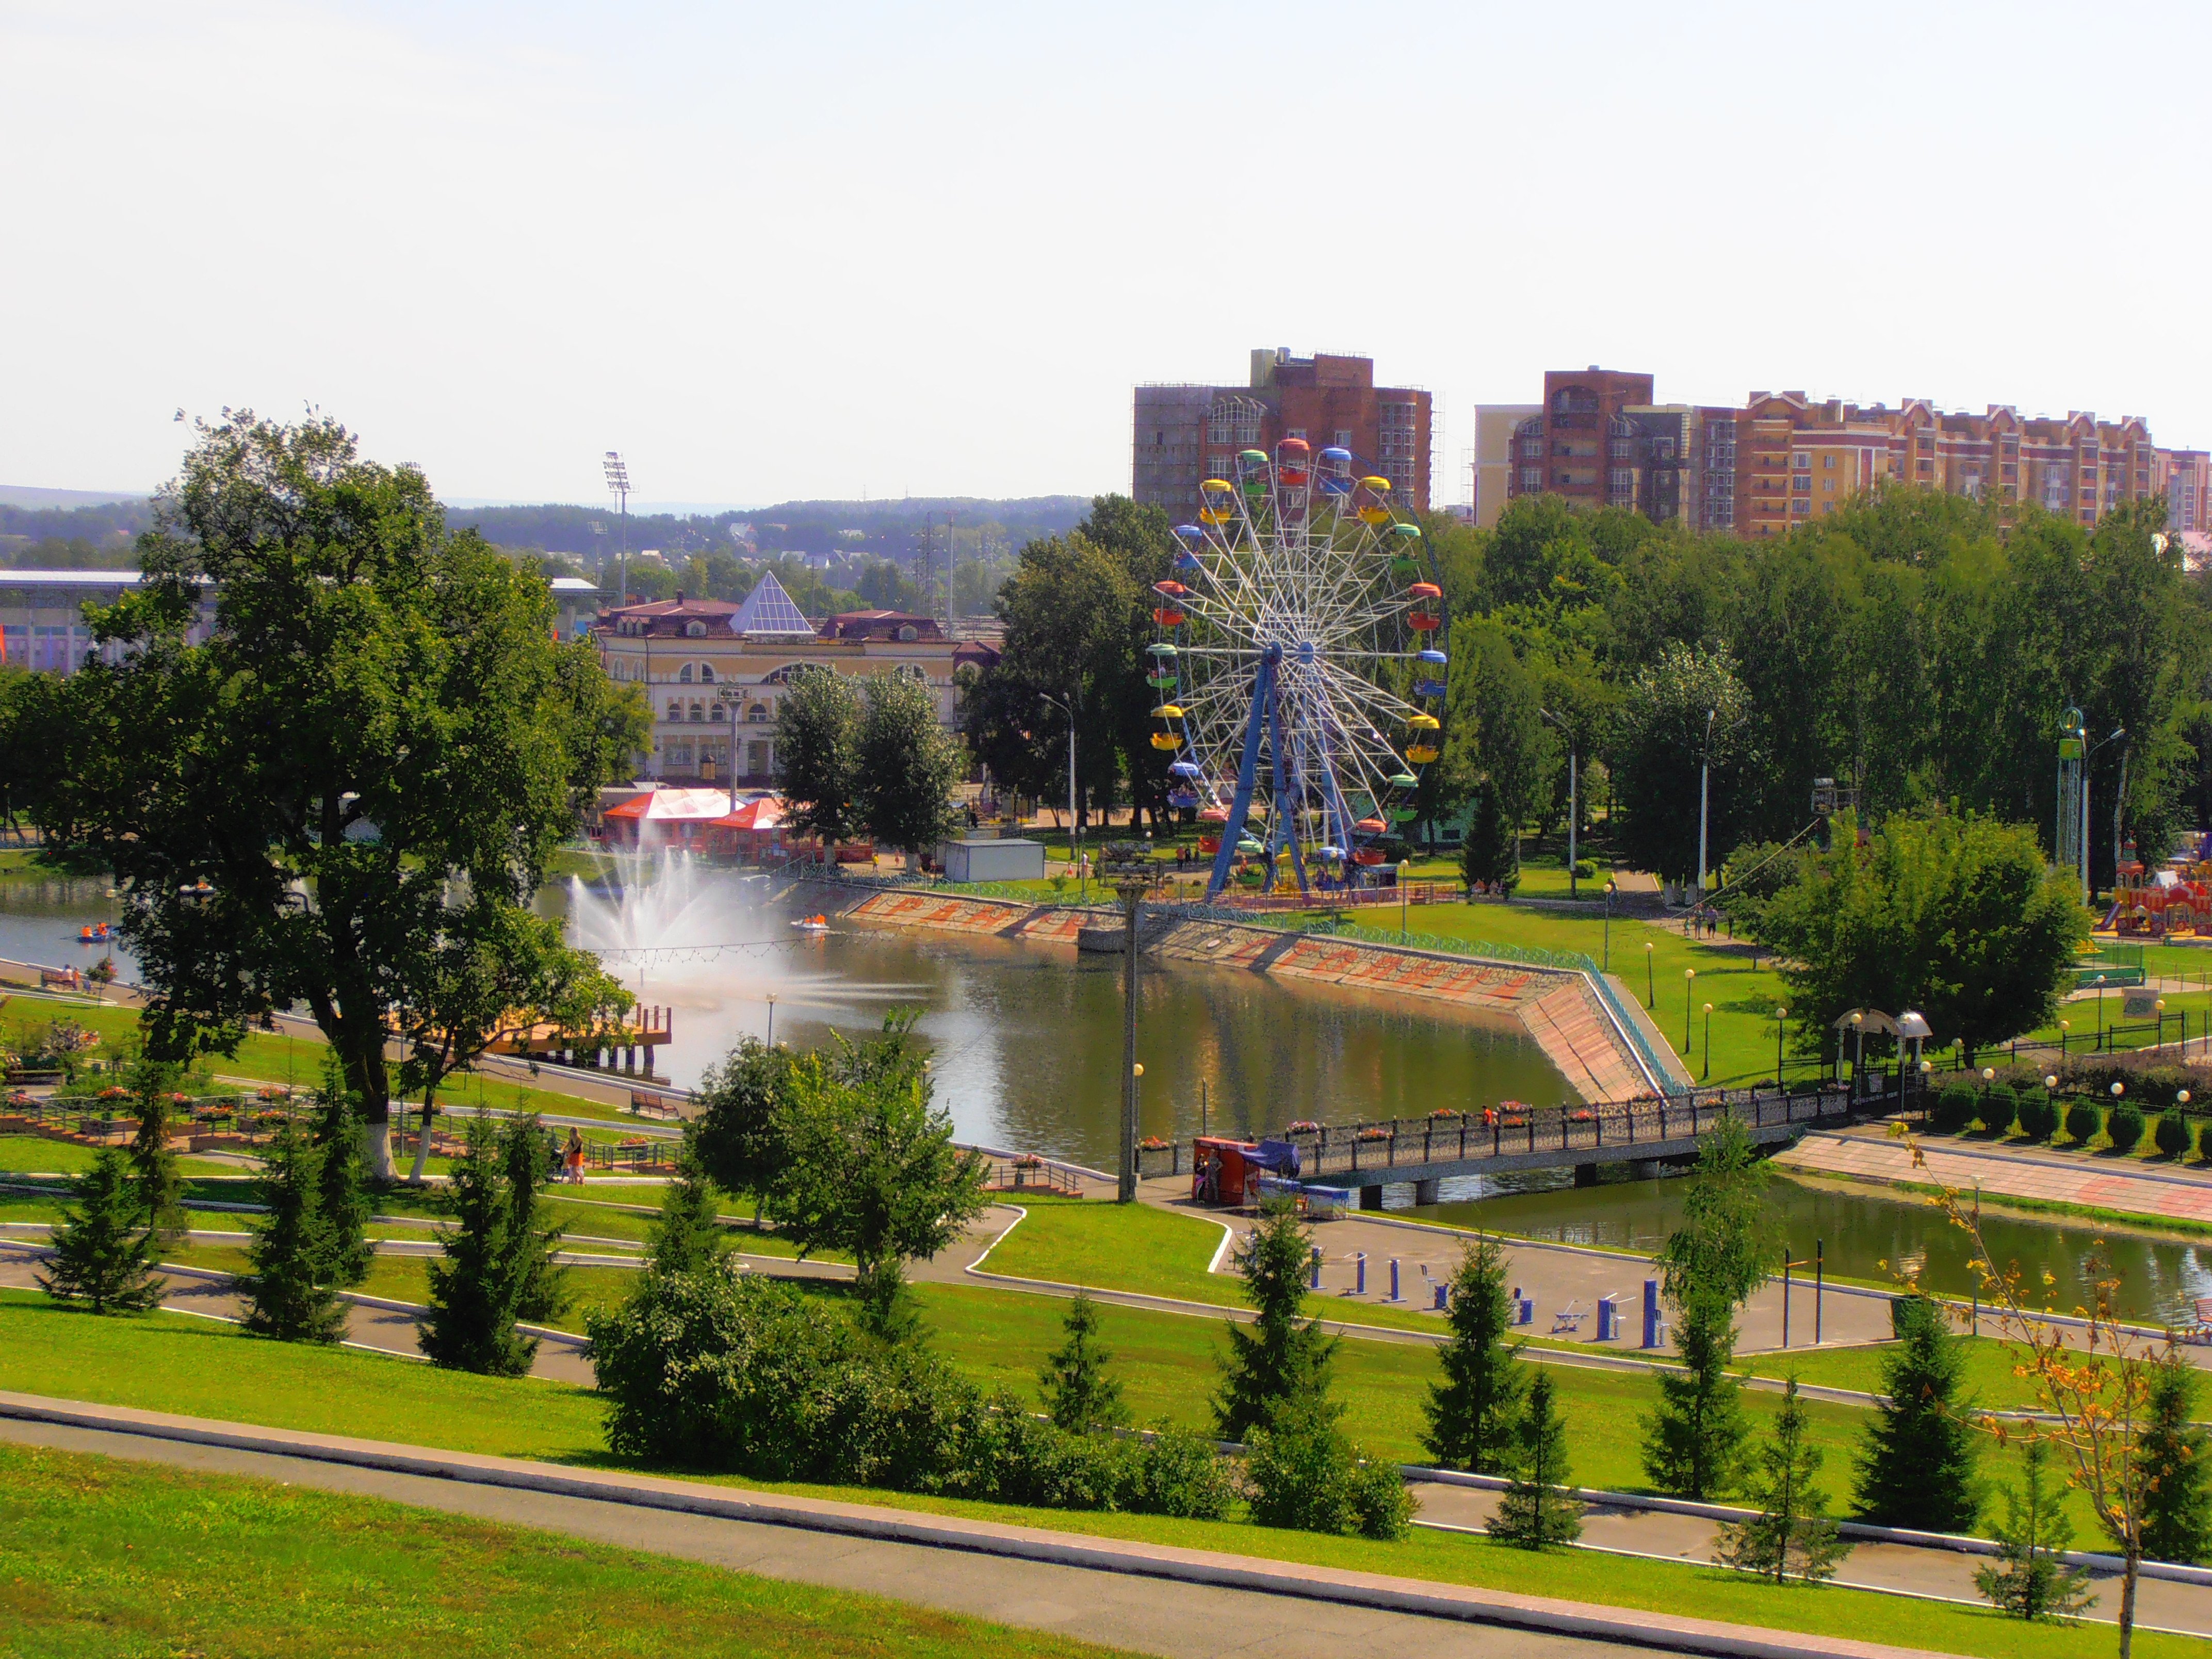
0;1294;2158;1659
1;1441;1122;1659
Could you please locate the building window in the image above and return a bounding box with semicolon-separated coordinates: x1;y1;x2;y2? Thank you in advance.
1791;499;1811;515
1793;453;1812;471
898;624;919;642
1823;453;1836;469
1518;467;1540;492
1608;468;1633;493
746;703;768;723
1333;429;1353;448
1608;440;1632;461
689;702;706;723
666;701;683;721
1823;479;1834;494
677;663;693;684
700;664;715;684
686;620;707;638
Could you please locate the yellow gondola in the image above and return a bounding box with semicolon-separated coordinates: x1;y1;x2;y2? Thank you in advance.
1406;744;1440;764
1406;713;1440;731
1152;704;1184;720
1150;733;1181;751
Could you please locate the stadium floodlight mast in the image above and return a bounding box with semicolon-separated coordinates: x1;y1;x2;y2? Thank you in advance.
603;452;631;604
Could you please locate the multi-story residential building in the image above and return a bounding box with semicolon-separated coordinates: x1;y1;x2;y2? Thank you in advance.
1133;349;1433;519
1470;402;1540;527
593;573;996;785
1487;368;2201;539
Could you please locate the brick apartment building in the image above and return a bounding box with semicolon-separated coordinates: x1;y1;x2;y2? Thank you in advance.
1476;368;2209;538
1133;349;1433;520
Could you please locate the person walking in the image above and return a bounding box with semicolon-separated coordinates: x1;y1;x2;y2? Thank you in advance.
564;1127;585;1185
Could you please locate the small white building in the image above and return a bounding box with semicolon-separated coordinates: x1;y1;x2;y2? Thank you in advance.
938;837;1044;884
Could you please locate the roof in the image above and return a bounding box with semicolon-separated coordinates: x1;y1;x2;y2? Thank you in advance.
711;796;787;830
602;788;752;822
819;609;946;642
0;571;599;594
730;572;815;638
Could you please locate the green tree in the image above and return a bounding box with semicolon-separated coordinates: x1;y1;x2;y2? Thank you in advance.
2139;1351;2212;1566
1441;621;1548;851
396;900;631;1183
1715;1376;1849;1584
1751;806;2090;1055
688;1037;800;1219
126;1057;186;1242
773;666;863;850
312;1058;372;1288
1215;1198;1338;1442
420;1115;571;1376
1606;641;1756;886
1484;495;1622;613
1976;1438;2095;1621
1459;783;1519;894
1642;1117;1773;1500
36;413;644;1180
1421;1235;1525;1473
239;1120;347;1343
1075;495;1181;832
1855;1294;1979;1533
1490;1369;1583;1548
647;1146;731;1278
1245;1396;1414;1540
764;1013;990;1335
37;1148;164;1313
1038;1290;1129;1435
856;668;965;864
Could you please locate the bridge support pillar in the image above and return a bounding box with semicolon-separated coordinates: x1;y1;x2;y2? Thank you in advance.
1630;1159;1664;1180
1358;1184;1384;1212
1572;1162;1599;1188
1412;1178;1441;1206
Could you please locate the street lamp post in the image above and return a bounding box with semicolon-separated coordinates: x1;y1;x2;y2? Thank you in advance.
1397;858;1412;943
1683;967;1697;1055
1541;707;1577;901
1696;706;1716;915
1104;843;1153;1203
765;992;776;1048
1702;1001;1714;1081
1645;940;1655;1009
1603;880;1617;971
1775;1006;1788;1090
1039;691;1081;901
602;452;631;605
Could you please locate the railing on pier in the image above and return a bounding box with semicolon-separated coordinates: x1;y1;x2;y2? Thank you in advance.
977;1154;1085;1197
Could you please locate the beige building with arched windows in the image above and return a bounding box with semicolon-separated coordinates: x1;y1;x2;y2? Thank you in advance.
593;573;996;786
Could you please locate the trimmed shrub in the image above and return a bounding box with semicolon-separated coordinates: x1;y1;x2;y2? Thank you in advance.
2014;1092;2058;1144
1245;1400;1416;1540
2107;1103;2148;1154
1980;1084;2019;1136
2061;1100;2102;1145
2155;1112;2196;1161
1932;1085;1977;1134
585;1263;1233;1521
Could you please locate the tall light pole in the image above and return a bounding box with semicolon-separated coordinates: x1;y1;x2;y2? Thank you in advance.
603;452;631;605
1541;707;1577;900
1104;843;1152;1203
1039;691;1081;901
2082;724;2125;903
1695;706;1715;916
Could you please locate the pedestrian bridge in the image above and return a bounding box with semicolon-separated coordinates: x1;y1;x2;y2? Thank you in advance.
1144;1084;1870;1204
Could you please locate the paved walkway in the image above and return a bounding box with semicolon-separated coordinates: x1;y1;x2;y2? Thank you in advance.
1777;1125;2212;1229
0;1402;1962;1659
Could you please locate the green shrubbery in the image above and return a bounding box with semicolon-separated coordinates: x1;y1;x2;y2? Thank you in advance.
2155;1112;2197;1160
1244;1400;1413;1540
585;1265;1231;1519
2062;1100;2102;1144
1978;1084;2018;1135
1931;1084;1976;1134
2106;1102;2148;1154
2013;1091;2058;1143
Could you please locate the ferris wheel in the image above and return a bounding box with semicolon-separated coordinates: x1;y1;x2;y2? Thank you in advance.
1147;440;1447;902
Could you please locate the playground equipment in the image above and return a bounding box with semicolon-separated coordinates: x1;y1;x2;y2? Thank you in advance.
1159;440;1447;901
2110;836;2212;936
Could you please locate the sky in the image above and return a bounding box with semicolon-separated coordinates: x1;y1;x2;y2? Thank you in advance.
6;1;2210;509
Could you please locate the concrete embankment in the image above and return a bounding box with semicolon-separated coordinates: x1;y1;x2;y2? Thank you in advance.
832;886;1680;1104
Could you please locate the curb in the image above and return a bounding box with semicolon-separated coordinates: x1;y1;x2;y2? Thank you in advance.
0;1390;1958;1659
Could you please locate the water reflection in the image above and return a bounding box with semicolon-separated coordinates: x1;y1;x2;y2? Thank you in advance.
1418;1169;2212;1326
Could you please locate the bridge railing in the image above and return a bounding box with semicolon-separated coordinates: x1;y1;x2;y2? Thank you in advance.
1270;1083;1862;1180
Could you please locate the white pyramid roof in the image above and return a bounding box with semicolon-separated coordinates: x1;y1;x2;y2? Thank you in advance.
731;572;815;637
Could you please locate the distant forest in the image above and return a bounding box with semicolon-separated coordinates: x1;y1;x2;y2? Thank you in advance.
442;495;1089;561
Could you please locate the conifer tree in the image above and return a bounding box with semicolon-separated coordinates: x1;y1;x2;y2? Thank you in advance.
1975;1439;2095;1621
127;1058;186;1242
1715;1376;1849;1583
1459;783;1519;896
37;1147;164;1313
312;1057;373;1286
1039;1290;1129;1435
1490;1369;1582;1548
421;1115;571;1376
1642;1300;1752;1500
1422;1235;1525;1473
1856;1294;1979;1532
240;1120;346;1343
2139;1351;2212;1566
1215;1199;1339;1442
646;1146;730;1278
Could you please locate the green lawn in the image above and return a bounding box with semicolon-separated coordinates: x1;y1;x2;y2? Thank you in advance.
0;1135;237;1176
0;1293;2151;1659
3;1442;1122;1659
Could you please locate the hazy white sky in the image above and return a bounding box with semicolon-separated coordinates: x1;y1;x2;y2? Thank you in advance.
6;1;2209;508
